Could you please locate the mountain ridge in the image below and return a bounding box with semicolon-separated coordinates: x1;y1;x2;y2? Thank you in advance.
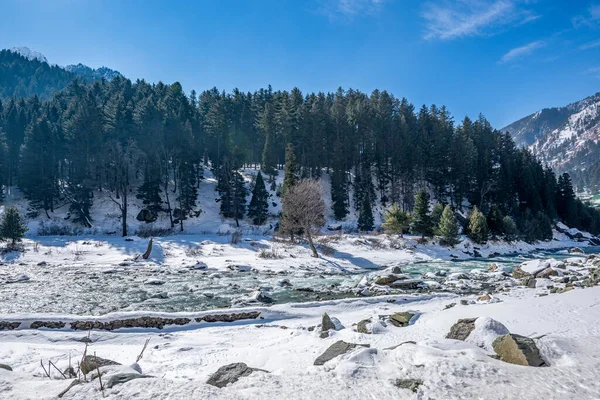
502;91;600;193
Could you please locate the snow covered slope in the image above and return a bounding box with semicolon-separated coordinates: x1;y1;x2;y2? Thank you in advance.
64;63;122;81
502;92;600;191
9;46;48;63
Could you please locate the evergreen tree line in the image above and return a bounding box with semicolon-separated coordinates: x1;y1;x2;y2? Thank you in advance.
0;75;599;238
0;50;77;100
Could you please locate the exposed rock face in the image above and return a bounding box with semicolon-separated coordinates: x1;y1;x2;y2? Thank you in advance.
314;340;370;366
206;363;267;388
80;355;121;375
30;321;65;329
492;334;546;367
0;363;12;371
0;321;20;331
446;318;477;341
570;247;584;254
395;378;423;393
389;312;414;327
105;373;154;389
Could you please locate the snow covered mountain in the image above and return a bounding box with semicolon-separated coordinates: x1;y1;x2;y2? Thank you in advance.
6;47;121;82
64;63;122;81
502;92;600;192
9;46;48;63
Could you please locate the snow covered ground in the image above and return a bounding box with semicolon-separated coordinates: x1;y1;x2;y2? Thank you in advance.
1;285;600;399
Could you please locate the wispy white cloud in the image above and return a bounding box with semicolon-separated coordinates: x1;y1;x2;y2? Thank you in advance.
585;66;600;77
319;0;388;20
422;0;540;40
500;40;546;63
572;4;600;28
580;38;600;50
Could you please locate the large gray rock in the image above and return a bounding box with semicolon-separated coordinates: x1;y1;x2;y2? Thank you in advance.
374;274;407;285
80;355;121;375
0;363;12;371
105;373;154;389
321;313;336;331
492;334;546;367
446;318;477;341
569;247;584;254
207;363;267;388
357;319;371;334
389;312;414;327
511;266;531;279
314;340;370;366
394;378;423;393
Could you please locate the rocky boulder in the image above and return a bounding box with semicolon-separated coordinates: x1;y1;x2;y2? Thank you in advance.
105;373;153;389
446;318;477;340
321;313;336;331
357;319;371;334
314;340;370;366
492;334;546;367
80;355;121;375
374;274;409;286
0;363;12;371
394;378;423;393
389;312;414;327
206;362;267;388
536;267;558;279
569;247;584;254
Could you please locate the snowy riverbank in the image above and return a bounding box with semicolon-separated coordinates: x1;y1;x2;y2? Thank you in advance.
1;284;600;399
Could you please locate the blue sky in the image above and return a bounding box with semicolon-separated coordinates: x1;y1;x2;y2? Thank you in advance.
0;0;599;128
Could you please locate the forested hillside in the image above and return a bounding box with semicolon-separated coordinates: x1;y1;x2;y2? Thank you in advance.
0;50;76;100
0;73;599;239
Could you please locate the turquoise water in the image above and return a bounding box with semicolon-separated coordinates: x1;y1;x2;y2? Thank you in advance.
1;247;597;316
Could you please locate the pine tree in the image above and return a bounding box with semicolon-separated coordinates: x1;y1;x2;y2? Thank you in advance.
248;171;269;225
411;189;432;239
431;203;444;235
486;204;504;236
0;206;27;246
357;195;374;232
439;205;460;246
137;179;163;213
231;171;247;227
330;139;349;220
467;206;488;244
556;173;577;227
382;203;410;236
259;103;277;176
282;143;298;197
502;216;518;241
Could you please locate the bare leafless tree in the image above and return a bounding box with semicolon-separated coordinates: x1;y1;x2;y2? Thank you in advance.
281;179;326;257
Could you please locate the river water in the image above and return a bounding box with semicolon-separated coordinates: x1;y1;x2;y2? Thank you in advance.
1;247;598;316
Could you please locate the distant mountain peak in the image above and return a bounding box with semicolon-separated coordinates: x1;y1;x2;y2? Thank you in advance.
9;46;48;63
64;63;122;81
502;92;600;193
